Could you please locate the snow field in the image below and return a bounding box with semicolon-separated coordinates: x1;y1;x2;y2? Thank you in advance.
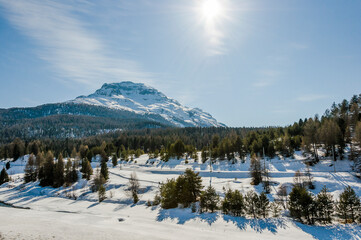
0;152;360;240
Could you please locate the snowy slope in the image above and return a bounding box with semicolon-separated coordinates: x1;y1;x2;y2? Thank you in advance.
1;153;361;240
70;82;225;128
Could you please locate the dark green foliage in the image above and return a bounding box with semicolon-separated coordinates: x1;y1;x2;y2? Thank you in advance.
170;139;186;159
27;140;41;156
53;153;65;187
177;169;203;207
112;155;117;167
100;153;109;181
24;154;37;183
39;151;55;187
135;149;144;158
65;160;78;185
289;186;315;224
91;169;106;192
222;188;244;216
336;186;360;223
81;158;93;180
0;94;360;166
160;179;178;209
0;103;170;143
5;162;10;170
250;155;262;185
98;184;106;202
356;121;361;145
200;186;219;213
160;169;203;209
315;186;334;224
0;168;9;185
201;148;208;163
10;138;25;161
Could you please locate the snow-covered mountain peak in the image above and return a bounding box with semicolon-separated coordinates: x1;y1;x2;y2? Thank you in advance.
91;82;166;99
71;81;225;128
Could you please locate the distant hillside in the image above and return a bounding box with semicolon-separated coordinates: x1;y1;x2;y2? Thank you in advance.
0;81;225;141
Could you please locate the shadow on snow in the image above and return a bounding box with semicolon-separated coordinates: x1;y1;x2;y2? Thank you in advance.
155;207;287;234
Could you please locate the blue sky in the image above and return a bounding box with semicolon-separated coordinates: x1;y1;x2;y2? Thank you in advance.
1;0;361;127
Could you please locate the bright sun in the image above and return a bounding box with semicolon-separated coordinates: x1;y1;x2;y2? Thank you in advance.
200;0;223;21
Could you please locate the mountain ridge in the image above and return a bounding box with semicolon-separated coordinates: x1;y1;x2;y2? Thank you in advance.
0;81;225;141
69;81;225;128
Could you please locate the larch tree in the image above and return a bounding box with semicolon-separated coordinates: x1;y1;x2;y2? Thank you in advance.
53;153;65;187
24;154;37;183
250;154;262;185
303;118;320;161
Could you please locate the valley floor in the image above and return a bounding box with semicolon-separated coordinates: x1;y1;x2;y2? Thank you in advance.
0;153;361;240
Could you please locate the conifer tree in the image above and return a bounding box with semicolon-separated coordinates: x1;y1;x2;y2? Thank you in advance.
336;186;360;223
128;172;140;204
315;186;334;224
53;153;65;187
112;155;117;167
81;158;93;180
355;121;361;146
289;186;315;224
303;118;320;161
79;145;89;159
100;153;109;181
257;192;270;218
71;147;78;159
201;148;208;163
262;162;271;193
98;184;106;202
65;159;77;185
160;178;178;209
35;152;45;178
71;162;78;183
24;154;37;183
11;138;25;161
250;154;262;185
39;151;55;187
222;188;244;216
244;190;259;218
0;168;9;185
318;119;342;161
91;168;106;192
200;186;219;213
175;168;203;207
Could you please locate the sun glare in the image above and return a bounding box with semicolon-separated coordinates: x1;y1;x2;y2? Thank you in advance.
200;0;223;21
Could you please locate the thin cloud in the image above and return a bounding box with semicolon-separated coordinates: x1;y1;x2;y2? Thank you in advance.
0;0;153;88
297;94;328;102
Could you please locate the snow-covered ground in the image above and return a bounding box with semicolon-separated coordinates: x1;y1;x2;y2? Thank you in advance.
0;152;360;240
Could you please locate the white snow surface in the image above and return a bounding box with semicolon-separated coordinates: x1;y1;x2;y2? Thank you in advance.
69;82;225;127
0;152;361;240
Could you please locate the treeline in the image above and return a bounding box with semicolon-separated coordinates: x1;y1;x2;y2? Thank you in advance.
24;152;81;187
0;102;170;143
151;169;361;224
1;95;361;171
